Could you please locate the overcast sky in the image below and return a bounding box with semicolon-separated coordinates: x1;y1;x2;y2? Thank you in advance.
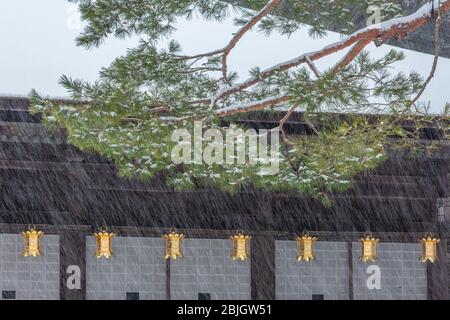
0;0;449;113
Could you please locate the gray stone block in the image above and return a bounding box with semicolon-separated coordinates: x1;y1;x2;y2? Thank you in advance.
352;242;426;300
86;236;166;300
275;240;350;300
170;239;250;300
0;234;60;300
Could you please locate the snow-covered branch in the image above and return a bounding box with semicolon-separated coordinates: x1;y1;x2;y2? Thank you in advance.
216;95;290;116
209;0;450;112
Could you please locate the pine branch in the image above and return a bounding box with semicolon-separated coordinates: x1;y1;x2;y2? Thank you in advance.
209;0;450;109
221;0;282;83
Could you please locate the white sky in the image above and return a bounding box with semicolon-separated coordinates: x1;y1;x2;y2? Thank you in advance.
0;0;449;113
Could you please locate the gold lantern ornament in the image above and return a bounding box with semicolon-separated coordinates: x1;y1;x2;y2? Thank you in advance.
230;233;251;261
359;232;379;262
296;231;318;262
22;226;44;257
164;231;184;260
420;233;440;263
94;228;115;259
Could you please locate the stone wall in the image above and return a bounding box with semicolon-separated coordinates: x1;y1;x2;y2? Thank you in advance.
86;236;166;300
275;240;427;300
170;239;251;300
0;234;59;300
353;243;427;300
275;241;349;300
0;234;434;300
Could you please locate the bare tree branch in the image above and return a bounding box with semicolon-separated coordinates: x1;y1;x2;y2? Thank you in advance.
410;6;442;107
221;0;282;82
305;56;321;78
216;95;290;116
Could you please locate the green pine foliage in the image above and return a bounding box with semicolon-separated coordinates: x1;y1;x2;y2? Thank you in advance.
31;0;449;205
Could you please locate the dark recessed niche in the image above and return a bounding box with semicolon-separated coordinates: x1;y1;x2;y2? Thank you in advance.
126;292;140;300
312;294;324;300
2;291;16;300
198;293;211;300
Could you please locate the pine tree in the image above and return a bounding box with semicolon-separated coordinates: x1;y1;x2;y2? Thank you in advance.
31;0;449;204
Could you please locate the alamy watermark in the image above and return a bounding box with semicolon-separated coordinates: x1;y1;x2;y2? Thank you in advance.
366;4;396;27
367;5;383;26
366;265;382;290
171;121;280;175
66;265;81;290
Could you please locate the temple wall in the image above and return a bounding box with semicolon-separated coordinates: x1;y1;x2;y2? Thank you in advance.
0;234;59;300
352;243;426;300
0;234;436;300
275;241;349;300
170;239;251;300
85;236;166;300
